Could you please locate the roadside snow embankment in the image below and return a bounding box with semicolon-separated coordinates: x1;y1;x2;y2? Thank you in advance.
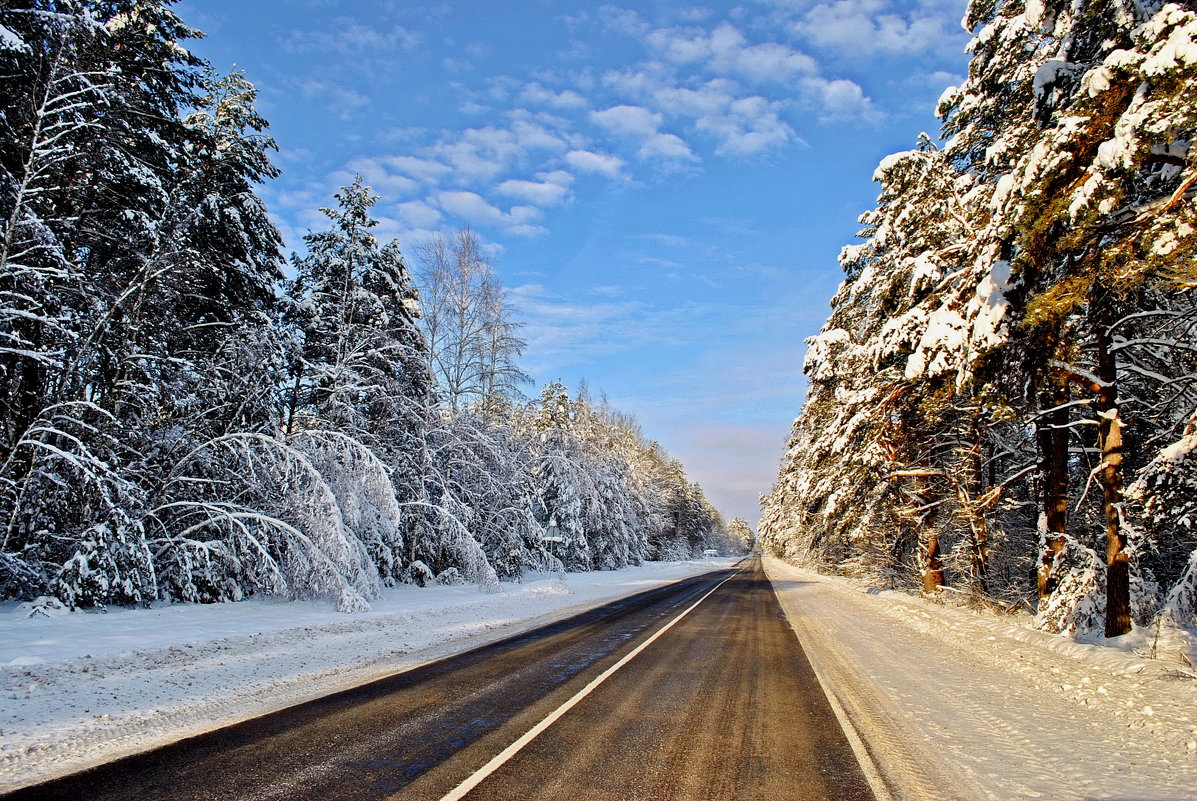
765;557;1197;801
0;559;736;792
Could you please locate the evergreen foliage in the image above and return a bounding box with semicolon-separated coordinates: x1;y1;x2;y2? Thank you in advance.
0;1;728;612
763;0;1197;638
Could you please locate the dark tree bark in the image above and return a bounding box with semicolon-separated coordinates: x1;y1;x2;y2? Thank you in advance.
1036;387;1071;601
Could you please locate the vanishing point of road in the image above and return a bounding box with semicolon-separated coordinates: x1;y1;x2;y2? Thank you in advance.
5;557;874;801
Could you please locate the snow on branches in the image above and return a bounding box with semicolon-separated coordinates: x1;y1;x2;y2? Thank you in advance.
763;0;1197;639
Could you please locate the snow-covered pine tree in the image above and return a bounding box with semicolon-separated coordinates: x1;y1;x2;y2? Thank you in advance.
726;517;754;552
530;381;592;570
953;0;1197;634
768;0;1197;639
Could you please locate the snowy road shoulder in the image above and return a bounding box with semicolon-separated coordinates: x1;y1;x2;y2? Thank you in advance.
0;559;737;792
765;557;1197;801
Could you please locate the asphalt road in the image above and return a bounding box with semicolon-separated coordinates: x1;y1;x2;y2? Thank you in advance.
5;558;874;801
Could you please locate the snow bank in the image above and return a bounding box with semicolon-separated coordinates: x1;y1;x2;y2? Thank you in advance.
765;557;1197;801
0;559;737;791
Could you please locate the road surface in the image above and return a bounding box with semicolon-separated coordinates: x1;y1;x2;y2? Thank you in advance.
4;558;874;801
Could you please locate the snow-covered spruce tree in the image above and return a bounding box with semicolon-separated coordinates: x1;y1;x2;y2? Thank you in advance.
766;1;1197;632
529;381;593;570
726;518;754;553
284;178;435;585
0;1;293;607
517;381;716;572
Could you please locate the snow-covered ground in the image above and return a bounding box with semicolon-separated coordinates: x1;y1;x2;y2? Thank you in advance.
765;556;1197;801
0;558;737;792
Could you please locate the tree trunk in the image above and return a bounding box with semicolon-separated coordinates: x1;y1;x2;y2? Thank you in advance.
921;496;944;593
967;438;990;594
1095;315;1130;636
1036;389;1070;601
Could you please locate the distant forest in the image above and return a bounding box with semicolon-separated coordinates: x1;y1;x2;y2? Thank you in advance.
0;2;739;613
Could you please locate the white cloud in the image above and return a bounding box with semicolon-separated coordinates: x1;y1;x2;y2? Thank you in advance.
339;157;420;198
591;104;663;137
520;82;589;109
564;149;627;178
599;5;651;36
601;13;890;131
424;120;567;183
440;57;473;73
607;76;794;155
285;18;420;54
433;190;546;235
801;76;881;121
790;0;949;56
639;131;698;161
590;104;699;162
379;155;453;183
650;78;738;116
496;170;575;206
646;22;818;83
393;200;442;229
697;95;794;155
459;100;490;115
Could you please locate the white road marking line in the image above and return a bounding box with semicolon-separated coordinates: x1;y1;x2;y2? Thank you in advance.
805;663;895;801
435;567;743;801
767;571;894;801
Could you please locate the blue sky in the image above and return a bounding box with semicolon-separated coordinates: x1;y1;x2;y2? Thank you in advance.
177;0;972;525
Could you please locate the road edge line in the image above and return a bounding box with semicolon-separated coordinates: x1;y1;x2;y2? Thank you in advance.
435;566;743;801
764;565;896;801
803;657;896;801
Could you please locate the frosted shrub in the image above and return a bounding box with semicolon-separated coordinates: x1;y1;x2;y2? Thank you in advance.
1162;549;1197;627
1035;537;1106;636
408;560;434;587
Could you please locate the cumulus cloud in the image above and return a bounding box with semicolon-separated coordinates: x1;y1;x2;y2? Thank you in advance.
433;190;546;236
564;149;627;178
520;82;589;109
496;170;575;206
646;22;818;83
598;5;651;36
591;104;663;137
603;74;795;155
377;155;454;183
337;157;421;198
602;12;887;128
790;0;949;56
424;119;568;183
590;104;699;162
393;200;442;229
695;95;794;155
801;76;881;121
